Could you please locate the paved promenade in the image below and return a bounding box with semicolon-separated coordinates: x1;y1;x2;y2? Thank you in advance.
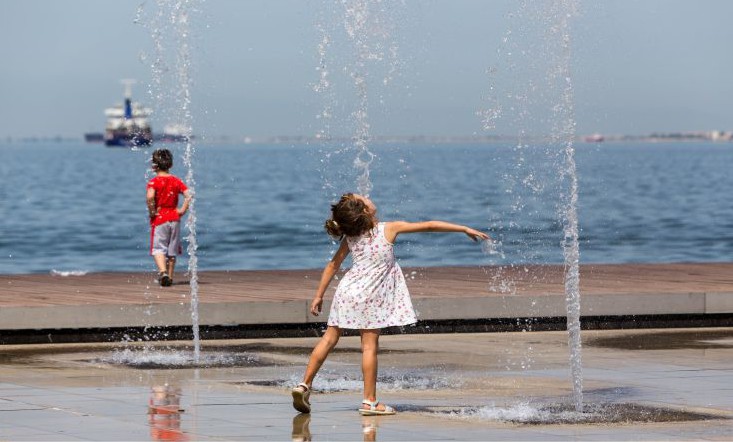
1;264;732;335
0;330;732;440
1;265;732;439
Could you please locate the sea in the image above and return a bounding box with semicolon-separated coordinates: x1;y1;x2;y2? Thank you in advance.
1;141;731;275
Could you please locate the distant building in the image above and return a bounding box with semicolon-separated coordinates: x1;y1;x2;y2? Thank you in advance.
710;130;733;142
583;133;604;143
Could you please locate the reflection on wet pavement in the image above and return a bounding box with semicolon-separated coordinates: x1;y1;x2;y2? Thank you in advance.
291;414;311;442
148;384;187;441
586;329;733;350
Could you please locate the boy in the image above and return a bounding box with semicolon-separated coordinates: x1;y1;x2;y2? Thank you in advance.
146;149;192;286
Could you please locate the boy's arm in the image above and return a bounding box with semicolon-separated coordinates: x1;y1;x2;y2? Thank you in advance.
385;221;489;243
177;189;193;216
146;187;157;220
310;239;350;316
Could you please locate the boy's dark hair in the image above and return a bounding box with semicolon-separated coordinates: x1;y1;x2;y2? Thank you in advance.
152;149;173;171
324;193;375;238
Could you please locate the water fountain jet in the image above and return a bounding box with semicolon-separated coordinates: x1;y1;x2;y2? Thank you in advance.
483;0;584;412
315;0;402;196
140;0;202;363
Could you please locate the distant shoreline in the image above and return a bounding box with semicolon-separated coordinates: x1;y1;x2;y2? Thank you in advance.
2;132;732;146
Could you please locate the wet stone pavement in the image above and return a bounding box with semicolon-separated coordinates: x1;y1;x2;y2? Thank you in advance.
0;329;732;441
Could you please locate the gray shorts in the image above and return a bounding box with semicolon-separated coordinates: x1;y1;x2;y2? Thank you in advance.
151;221;182;256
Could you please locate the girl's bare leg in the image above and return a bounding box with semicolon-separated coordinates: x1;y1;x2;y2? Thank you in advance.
303;326;341;385
360;329;382;407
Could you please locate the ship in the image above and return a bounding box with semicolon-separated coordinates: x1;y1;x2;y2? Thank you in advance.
103;79;153;147
583;133;605;143
154;123;192;143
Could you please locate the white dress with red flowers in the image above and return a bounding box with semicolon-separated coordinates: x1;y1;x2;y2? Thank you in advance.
327;222;417;329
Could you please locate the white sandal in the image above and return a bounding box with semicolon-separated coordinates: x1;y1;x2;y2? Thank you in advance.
291;383;311;413
359;399;396;416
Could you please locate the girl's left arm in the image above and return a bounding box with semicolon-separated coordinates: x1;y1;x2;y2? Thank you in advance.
310;239;350;316
385;221;489;243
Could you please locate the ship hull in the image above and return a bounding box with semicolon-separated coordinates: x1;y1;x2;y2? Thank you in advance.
104;130;153;147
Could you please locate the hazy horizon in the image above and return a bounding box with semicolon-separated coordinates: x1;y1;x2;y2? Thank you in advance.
1;0;732;140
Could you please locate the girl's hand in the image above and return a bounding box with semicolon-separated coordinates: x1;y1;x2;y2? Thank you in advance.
310;297;323;316
176;208;186;216
465;227;490;242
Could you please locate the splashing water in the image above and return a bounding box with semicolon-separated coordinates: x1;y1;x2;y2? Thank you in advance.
482;0;583;412
552;0;583;413
313;22;333;143
103;347;258;368
49;269;88;277
443;402;711;425
449;403;549;423
344;0;376;196
316;0;402;196
139;0;202;363
171;0;201;364
276;370;461;393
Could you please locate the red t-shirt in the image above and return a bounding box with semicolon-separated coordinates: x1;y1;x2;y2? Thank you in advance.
147;175;188;226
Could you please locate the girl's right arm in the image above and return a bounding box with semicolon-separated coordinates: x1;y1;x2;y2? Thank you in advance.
385;221;489;244
310;239;351;316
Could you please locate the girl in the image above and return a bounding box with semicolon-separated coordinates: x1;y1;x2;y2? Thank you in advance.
292;193;489;415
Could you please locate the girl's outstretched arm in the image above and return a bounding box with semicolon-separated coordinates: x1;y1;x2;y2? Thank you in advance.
310;239;350;316
385;221;489;244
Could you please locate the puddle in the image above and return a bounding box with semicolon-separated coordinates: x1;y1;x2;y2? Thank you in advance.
94;348;277;369
431;402;727;424
586;330;733;351
582;387;639;401
0;344;117;366
0;341;419;370
237;372;462;392
202;343;418;355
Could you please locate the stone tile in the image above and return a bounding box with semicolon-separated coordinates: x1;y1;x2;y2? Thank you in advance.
0;431;89;441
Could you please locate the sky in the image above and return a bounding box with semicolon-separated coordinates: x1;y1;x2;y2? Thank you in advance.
1;0;732;140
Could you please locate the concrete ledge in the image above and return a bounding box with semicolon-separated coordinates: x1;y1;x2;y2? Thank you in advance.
0;292;729;332
1;264;731;338
582;292;707;316
2;314;733;345
706;292;733;313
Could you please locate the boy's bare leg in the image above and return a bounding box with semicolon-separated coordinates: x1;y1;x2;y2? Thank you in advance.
360;329;385;410
153;253;168;274
302;326;341;386
166;257;176;280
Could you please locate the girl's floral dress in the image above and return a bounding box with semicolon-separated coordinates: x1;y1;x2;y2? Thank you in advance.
327;222;417;329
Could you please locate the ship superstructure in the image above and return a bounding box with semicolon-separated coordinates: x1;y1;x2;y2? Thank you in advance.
104;79;153;147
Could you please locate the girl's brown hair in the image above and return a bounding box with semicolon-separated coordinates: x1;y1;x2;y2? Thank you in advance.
324;193;375;238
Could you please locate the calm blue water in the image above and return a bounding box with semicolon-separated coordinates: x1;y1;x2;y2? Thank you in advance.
1;141;731;274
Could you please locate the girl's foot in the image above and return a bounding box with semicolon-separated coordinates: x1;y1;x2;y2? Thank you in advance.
359;399;396;416
291;383;311;413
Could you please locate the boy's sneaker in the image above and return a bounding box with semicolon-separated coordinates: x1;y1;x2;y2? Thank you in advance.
159;272;172;287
